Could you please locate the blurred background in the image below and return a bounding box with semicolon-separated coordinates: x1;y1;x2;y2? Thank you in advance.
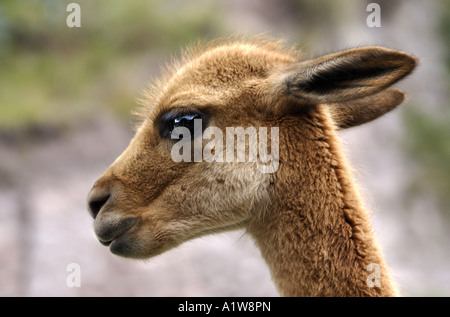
0;0;449;296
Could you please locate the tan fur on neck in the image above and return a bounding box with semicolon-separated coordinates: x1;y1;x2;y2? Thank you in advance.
249;105;397;296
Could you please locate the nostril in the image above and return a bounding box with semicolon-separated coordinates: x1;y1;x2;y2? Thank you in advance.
88;192;111;219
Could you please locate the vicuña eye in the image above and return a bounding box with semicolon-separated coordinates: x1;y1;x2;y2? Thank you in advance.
158;109;206;140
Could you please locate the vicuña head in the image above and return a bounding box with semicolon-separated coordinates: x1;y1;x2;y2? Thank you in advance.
87;38;417;296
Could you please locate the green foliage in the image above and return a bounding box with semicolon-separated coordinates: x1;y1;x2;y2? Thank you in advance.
0;0;224;131
403;107;450;216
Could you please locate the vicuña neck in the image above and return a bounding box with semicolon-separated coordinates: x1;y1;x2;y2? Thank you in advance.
248;106;397;297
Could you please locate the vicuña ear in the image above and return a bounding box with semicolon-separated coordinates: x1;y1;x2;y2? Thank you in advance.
283;46;417;103
328;88;405;129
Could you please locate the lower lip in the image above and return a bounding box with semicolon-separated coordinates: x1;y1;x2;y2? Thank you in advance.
109;237;130;256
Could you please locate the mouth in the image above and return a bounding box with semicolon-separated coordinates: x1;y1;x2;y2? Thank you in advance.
97;232;135;257
94;217;138;249
98;239;113;246
101;233;146;258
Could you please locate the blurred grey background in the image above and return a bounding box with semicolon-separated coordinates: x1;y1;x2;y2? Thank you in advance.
0;0;449;296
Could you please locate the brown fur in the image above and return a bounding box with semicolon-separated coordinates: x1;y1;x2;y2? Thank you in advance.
88;38;417;296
